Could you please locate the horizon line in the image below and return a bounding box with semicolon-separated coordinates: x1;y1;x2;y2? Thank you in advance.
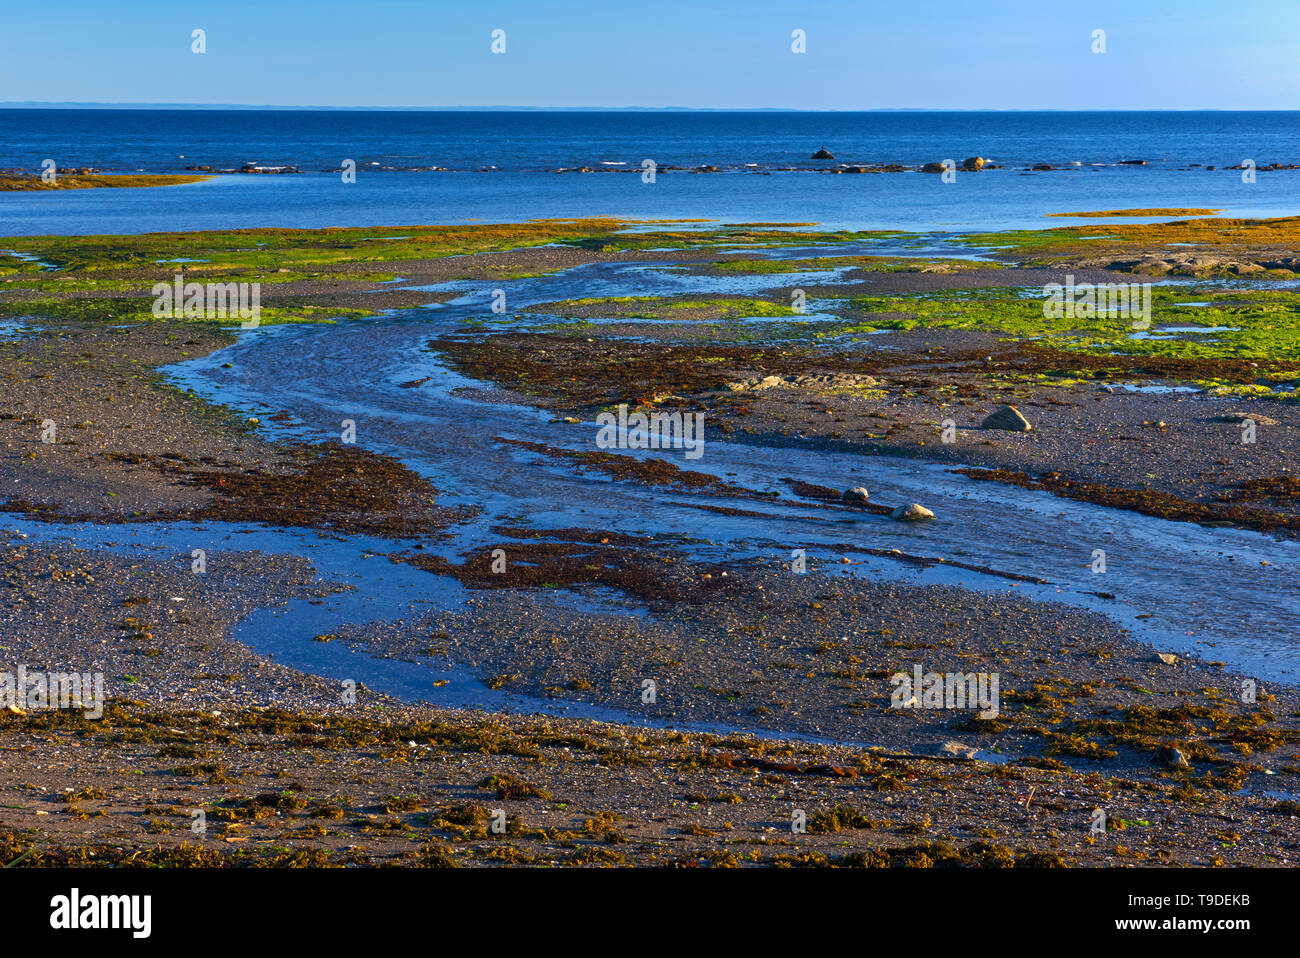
2;102;1295;113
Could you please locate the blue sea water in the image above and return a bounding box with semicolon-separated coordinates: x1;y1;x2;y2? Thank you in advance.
0;108;1297;235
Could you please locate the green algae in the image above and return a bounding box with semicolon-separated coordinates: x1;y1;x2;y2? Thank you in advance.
696;256;1002;275
0;220;889;277
540;296;797;321
959;215;1300;267
824;286;1300;364
0;296;377;326
562;227;902;254
0;220;637;274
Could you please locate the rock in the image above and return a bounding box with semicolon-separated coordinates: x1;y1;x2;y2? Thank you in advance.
981;405;1032;431
920;162;949;174
811;148;835;160
1157;745;1190;769
1119;159;1148;165
724;373;878;393
1155;652;1180;665
1217;410;1279;426
891;503;935;521
842;487;870;503
725;375;785;391
934;741;980;759
961;156;986;172
1031;163;1054;171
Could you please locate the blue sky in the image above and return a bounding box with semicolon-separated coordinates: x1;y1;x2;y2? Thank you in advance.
2;0;1297;110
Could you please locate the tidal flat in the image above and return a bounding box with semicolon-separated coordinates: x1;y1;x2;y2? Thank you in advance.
1;215;1298;867
0;173;212;191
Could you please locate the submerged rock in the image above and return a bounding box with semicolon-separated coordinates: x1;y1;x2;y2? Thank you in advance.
981;405;1033;431
934;741;980;759
891;503;935;521
842;487;870;503
811;148;835;160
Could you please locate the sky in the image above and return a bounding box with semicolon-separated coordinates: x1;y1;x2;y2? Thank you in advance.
2;0;1298;110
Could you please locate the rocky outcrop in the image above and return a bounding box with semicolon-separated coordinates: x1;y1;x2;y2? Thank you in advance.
1217;410;1280;426
981;405;1033;432
1157;745;1190;769
724;373;879;392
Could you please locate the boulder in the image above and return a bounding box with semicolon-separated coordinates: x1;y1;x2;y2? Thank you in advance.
842;487;870;503
1157;745;1190;769
961;156;986;172
933;741;980;759
920;162;948;174
811;148;835;160
891;503;935;521
981;405;1032;431
1217;410;1279;426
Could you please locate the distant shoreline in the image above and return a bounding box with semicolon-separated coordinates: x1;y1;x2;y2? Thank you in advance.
0;173;211;192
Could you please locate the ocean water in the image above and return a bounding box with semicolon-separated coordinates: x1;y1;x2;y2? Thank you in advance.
1;109;1298;235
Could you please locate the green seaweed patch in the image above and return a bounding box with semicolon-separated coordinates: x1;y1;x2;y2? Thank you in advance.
698;256;1001;275
0;296;376;326
562;227;904;254
958;215;1300;268
0;220;893;276
538;296;797;321
827;286;1300;364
